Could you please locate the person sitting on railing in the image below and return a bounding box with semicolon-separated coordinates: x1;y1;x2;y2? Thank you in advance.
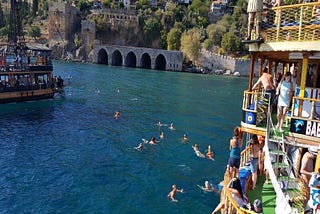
211;177;247;214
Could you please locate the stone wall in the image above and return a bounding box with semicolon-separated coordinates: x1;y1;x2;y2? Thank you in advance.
48;2;81;42
200;50;260;76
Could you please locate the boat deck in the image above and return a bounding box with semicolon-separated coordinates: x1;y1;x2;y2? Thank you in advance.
247;174;276;214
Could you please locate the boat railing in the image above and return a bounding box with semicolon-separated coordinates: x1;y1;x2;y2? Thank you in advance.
290;96;320;120
0;64;53;72
240;146;251;168
242;90;269;126
261;2;320;42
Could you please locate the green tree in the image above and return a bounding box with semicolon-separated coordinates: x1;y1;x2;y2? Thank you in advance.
32;0;39;17
102;0;112;8
206;23;226;46
78;0;92;11
167;27;181;50
0;27;9;37
138;0;150;9
203;38;213;50
161;11;174;31
0;6;5;28
180;28;202;65
28;26;41;40
221;32;242;55
188;0;210;16
143;17;162;46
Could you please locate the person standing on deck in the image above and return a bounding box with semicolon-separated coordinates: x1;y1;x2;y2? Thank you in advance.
276;71;294;132
252;67;276;105
250;134;260;190
228;127;243;178
247;0;263;40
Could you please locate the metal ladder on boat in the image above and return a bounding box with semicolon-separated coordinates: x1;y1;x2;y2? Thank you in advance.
268;117;306;213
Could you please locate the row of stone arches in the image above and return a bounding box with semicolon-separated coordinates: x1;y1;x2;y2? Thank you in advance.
97;49;166;70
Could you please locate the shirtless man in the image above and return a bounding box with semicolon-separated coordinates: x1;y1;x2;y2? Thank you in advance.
167;184;183;202
300;150;317;185
252;67;276;104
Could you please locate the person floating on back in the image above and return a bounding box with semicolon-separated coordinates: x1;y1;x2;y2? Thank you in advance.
192;144;205;158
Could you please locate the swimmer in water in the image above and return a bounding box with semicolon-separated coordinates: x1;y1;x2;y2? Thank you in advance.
160;132;165;139
169;123;175;130
157;121;163;127
135;143;143;151
182;134;188;143
167;184;183;202
199;181;219;193
192;144;205;158
114;111;120;119
206;145;215;161
149;137;157;145
204;181;212;191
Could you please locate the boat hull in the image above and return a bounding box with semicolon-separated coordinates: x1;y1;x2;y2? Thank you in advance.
0;88;54;104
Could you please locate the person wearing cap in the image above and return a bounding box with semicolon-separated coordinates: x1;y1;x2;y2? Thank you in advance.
253;199;263;213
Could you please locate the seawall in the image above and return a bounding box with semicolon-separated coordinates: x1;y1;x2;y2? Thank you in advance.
199;50;260;76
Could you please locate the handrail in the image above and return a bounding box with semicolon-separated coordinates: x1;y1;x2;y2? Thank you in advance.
291;96;320;120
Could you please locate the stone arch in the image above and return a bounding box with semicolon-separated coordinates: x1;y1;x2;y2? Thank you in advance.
125;51;137;67
111;50;123;66
140;53;151;69
97;49;108;65
154;54;166;70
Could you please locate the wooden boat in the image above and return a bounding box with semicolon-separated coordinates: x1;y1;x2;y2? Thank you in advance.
217;1;320;213
0;0;63;104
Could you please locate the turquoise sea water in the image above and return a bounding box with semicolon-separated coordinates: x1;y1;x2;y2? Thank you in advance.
0;61;247;213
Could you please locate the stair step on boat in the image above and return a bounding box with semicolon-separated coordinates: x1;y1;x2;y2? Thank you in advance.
277;175;296;182
269;149;286;156
285;188;301;198
272;162;288;168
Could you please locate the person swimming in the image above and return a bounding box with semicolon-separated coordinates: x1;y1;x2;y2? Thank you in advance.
157;121;164;127
206;145;215;161
167;184;183;202
114;111;120;119
149;137;157;145
192;144;205;158
160;132;165;139
134;143;143;151
182;134;188;143
169;123;175;130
